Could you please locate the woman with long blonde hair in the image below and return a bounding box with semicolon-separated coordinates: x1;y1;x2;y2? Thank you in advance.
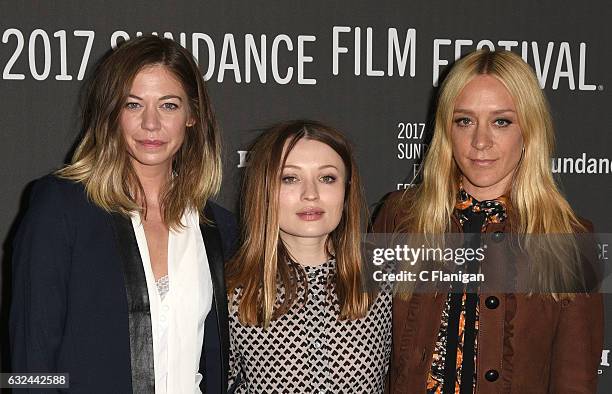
374;49;603;393
226;120;391;393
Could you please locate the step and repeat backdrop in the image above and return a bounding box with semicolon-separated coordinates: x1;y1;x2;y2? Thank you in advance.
1;1;610;390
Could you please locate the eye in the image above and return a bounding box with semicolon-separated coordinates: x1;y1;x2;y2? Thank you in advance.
125;102;141;110
454;117;473;127
161;102;179;111
494;118;512;127
281;175;299;184
320;175;337;184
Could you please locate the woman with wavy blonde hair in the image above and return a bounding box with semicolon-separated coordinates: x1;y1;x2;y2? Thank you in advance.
374;49;603;393
226;120;391;393
10;36;236;393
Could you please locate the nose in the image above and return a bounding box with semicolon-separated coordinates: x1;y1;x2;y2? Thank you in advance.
141;106;161;132
301;178;319;201
471;122;493;151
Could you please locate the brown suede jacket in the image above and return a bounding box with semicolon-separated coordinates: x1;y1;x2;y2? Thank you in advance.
373;191;604;394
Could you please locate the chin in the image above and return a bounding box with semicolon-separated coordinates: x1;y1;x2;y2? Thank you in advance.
463;172;502;187
282;226;334;239
297;229;333;238
131;154;173;167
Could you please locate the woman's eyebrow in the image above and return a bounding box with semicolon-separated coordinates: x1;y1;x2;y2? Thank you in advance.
126;94;183;101
283;164;339;170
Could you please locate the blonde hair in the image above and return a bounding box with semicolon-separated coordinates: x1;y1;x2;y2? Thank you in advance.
396;49;586;296
226;120;372;327
57;36;221;228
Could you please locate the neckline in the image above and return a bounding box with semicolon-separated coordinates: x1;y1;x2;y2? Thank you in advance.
300;258;336;273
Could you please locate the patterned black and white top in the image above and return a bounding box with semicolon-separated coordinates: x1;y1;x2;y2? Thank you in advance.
228;259;392;394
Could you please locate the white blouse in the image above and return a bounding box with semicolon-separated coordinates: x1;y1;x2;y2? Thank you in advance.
131;208;213;394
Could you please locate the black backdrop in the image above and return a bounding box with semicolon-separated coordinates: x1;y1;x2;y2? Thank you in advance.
1;1;610;390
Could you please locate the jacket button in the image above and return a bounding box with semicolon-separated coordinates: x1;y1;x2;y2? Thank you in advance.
485;296;499;309
485;369;499;382
492;231;505;243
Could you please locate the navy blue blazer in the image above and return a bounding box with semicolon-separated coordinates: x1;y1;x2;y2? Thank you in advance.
9;175;236;393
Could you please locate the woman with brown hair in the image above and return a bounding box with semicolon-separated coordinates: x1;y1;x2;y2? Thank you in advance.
10;36;236;393
226;120;391;393
374;49;603;393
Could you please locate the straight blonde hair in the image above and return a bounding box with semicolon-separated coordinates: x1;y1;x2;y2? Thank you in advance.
57;36;221;228
396;50;587;297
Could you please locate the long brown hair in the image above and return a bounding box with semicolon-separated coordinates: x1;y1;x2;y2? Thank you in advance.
57;35;221;228
226;120;372;327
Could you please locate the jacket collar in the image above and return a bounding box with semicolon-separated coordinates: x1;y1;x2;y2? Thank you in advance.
110;205;230;393
199;203;230;393
110;213;156;393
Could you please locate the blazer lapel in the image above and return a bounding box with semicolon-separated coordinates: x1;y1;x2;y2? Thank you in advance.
200;204;230;393
110;213;155;393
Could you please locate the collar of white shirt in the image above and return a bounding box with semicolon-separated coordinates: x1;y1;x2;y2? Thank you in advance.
131;208;213;394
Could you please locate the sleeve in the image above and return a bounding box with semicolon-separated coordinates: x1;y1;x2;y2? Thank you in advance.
227;299;246;394
383;293;393;394
9;177;73;375
548;218;605;392
372;191;405;393
548;292;604;393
